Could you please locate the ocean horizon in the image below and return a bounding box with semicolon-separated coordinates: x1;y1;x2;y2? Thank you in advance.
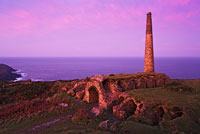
0;57;200;81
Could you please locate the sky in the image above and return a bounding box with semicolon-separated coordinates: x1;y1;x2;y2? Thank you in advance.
0;0;200;57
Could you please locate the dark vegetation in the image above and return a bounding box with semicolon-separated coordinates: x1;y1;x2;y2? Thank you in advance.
0;79;200;134
0;64;21;81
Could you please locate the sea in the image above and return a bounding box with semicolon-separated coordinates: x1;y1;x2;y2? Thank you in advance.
0;57;199;81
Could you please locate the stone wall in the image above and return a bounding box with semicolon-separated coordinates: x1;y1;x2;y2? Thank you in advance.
61;72;170;111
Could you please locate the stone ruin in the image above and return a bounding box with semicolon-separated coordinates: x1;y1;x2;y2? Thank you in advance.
61;72;170;118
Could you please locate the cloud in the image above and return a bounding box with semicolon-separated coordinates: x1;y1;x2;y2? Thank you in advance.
157;0;191;6
0;1;139;36
0;10;35;36
10;9;30;18
0;0;200;37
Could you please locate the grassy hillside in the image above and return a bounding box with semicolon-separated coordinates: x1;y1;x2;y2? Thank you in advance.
0;79;200;134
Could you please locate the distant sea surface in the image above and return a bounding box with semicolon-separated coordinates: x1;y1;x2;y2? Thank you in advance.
0;57;199;81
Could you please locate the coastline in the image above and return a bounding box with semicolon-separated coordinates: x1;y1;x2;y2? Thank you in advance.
13;69;27;82
13;69;44;82
0;64;22;81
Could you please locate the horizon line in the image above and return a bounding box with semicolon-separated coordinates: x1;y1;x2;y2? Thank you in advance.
0;56;200;58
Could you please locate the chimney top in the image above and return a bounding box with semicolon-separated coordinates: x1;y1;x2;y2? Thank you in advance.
147;12;151;15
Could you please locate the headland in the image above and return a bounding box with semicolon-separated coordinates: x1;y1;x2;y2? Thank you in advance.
0;64;21;81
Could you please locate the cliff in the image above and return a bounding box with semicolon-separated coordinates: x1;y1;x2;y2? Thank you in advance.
0;64;21;81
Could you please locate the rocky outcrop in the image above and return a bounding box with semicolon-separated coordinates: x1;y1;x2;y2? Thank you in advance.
113;97;137;119
0;64;21;81
113;94;186;127
99;120;109;129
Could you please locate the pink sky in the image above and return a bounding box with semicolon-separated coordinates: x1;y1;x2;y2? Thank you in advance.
0;0;200;57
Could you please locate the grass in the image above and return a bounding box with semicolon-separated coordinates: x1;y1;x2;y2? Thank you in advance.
127;86;196;105
0;108;112;134
36;117;112;134
182;79;200;90
126;79;200;103
107;72;166;79
0;112;63;134
118;120;165;134
0;81;55;105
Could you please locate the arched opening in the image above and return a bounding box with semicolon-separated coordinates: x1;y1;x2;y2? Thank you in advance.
124;99;137;116
117;80;125;92
88;86;99;104
102;79;110;92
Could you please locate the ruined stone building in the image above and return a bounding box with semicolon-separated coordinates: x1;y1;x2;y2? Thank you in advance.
62;72;170;118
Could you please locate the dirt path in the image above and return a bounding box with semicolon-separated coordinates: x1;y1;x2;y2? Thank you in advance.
31;114;72;131
19;114;72;134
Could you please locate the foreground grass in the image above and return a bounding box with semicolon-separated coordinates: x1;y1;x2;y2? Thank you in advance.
0;109;115;134
0;112;63;134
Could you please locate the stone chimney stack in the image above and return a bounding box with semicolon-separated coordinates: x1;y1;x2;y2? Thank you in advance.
144;12;154;72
